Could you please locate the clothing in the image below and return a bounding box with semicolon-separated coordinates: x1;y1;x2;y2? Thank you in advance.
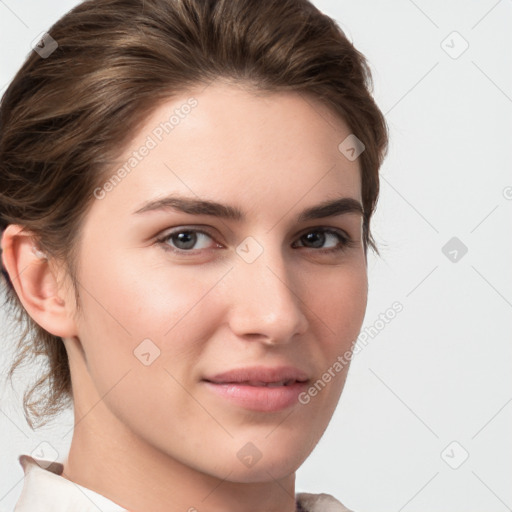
13;454;353;512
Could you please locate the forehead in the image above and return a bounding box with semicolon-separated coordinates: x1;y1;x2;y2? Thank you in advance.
93;81;362;219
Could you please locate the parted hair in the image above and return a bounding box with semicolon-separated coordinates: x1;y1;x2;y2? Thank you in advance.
0;0;388;429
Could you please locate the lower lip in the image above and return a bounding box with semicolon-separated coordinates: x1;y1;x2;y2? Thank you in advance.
202;380;309;412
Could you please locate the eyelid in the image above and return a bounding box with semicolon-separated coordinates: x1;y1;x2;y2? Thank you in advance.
156;225;217;239
296;225;349;239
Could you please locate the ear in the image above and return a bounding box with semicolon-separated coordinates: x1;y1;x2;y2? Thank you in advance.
1;224;78;338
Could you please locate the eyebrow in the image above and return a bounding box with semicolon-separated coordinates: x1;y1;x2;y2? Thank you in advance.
133;195;364;222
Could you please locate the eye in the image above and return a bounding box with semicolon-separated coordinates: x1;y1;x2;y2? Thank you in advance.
156;228;220;253
293;227;357;254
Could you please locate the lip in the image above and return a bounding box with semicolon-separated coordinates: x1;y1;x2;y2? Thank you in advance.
203;365;310;385
202;365;310;412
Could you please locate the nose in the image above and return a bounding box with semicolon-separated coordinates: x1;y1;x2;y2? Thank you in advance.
227;241;309;345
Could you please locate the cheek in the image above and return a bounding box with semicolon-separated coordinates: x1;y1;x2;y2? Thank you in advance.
301;264;367;405
307;262;368;344
74;254;228;379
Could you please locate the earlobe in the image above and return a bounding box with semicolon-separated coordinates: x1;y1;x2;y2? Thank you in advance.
1;224;78;338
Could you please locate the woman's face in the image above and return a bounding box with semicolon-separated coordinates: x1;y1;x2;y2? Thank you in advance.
64;81;368;481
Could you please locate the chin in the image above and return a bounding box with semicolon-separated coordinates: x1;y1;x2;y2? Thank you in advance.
193;434;312;484
234;437;313;483
224;458;302;484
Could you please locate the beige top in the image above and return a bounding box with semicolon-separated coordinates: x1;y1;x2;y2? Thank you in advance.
13;454;353;512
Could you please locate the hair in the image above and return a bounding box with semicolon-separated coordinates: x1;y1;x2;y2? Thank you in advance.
0;0;388;429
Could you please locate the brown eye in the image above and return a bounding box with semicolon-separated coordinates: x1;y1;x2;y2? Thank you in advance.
294;228;355;254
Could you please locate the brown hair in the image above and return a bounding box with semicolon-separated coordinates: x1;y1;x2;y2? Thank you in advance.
0;0;388;429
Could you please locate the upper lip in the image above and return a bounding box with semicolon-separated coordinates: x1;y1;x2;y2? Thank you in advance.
203;365;310;385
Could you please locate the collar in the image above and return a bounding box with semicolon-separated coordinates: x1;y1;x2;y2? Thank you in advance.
14;454;351;512
14;454;127;511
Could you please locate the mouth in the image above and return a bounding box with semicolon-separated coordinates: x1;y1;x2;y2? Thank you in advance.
201;368;310;412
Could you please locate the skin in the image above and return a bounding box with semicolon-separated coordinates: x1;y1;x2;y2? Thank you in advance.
2;80;368;512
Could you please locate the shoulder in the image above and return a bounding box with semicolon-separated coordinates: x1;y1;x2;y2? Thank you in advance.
296;491;354;512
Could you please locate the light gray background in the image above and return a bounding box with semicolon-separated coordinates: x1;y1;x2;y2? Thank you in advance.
1;1;511;511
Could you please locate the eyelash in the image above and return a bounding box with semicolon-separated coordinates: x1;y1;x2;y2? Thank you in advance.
155;226;358;256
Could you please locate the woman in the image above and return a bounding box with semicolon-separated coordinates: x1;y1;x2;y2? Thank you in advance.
0;0;388;510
